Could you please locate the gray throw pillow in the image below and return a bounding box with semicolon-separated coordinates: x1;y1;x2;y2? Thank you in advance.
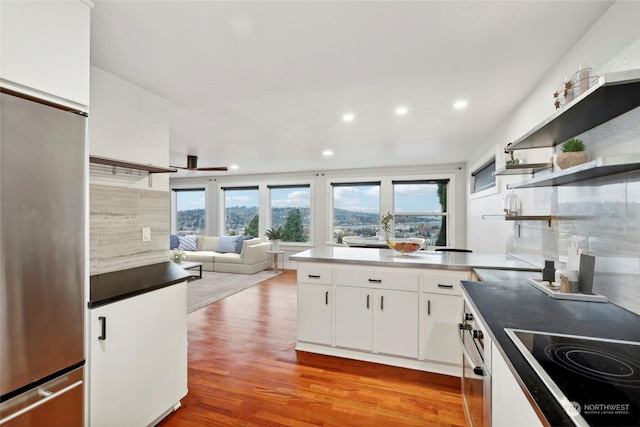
178;235;198;252
216;235;241;253
234;236;253;254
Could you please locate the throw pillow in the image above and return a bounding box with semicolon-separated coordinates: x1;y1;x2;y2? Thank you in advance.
170;234;180;250
216;235;241;253
234;236;253;254
178;235;198;252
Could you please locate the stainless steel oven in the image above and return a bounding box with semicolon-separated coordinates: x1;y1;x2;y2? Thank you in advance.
459;299;492;427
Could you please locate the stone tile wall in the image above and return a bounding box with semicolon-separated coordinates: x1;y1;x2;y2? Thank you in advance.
90;184;169;275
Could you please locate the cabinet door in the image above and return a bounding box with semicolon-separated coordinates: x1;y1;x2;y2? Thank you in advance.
376;290;419;358
0;1;90;109
491;342;543;427
423;293;462;364
335;286;373;351
297;283;332;345
89;283;188;427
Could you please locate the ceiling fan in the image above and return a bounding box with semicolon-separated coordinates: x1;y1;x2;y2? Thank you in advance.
171;155;228;172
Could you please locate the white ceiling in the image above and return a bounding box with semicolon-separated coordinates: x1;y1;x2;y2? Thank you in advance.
90;1;614;177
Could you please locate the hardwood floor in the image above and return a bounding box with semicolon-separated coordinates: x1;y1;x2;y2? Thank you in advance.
158;269;467;427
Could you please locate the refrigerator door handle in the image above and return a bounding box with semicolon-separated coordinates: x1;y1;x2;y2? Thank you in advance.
0;380;82;426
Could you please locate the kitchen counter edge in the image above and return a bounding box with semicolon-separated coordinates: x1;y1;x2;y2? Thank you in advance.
89;261;191;309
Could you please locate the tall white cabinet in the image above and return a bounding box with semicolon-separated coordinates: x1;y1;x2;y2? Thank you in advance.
0;0;91;111
296;262;469;376
89;282;188;427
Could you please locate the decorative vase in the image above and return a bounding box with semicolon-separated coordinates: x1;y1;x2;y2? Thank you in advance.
271;240;280;251
556;152;588;169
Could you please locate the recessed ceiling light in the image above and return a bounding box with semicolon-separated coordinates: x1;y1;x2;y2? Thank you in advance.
395;107;408;115
230;164;239;170
453;100;468;110
322;150;333;157
342;113;355;122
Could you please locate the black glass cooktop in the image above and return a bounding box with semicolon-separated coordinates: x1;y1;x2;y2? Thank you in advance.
506;329;640;427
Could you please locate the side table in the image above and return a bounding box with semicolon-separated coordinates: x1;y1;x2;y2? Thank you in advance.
266;250;285;273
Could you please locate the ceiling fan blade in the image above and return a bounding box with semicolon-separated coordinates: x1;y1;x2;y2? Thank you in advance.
194;166;229;171
170;155;228;171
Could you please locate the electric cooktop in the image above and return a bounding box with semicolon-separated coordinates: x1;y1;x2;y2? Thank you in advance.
505;328;640;427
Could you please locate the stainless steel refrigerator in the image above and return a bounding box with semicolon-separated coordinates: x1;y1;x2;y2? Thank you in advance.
0;92;86;426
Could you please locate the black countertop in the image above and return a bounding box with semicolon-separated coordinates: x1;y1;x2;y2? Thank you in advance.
465;269;640;426
89;261;191;309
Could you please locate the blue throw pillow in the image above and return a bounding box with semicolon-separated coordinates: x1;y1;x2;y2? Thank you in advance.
178;235;198;252
170;234;180;250
215;235;241;253
234;236;253;254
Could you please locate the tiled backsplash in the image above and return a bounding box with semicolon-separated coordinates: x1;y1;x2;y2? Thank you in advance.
509;108;640;315
90;184;170;275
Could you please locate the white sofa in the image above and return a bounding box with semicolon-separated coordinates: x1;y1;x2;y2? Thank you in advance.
178;235;271;274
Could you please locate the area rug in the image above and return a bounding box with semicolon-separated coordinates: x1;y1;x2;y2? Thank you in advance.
187;270;280;313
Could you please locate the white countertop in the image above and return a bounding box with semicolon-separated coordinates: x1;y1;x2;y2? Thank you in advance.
290;247;539;271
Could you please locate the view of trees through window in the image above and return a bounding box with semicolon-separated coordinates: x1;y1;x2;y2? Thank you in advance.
224;187;259;236
174;189;206;235
393;181;448;246
270;186;310;242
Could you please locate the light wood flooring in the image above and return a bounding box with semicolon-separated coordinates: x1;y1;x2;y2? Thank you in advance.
158;269;467;427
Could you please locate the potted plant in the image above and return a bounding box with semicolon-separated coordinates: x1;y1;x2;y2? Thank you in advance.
556;138;587;169
380;212;394;241
265;226;283;251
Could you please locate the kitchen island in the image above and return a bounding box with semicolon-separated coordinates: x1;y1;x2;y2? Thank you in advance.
290;247;539;377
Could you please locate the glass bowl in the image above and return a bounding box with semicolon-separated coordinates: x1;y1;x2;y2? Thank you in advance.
386;238;426;255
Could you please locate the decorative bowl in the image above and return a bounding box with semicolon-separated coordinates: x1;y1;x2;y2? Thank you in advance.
386;238;426;255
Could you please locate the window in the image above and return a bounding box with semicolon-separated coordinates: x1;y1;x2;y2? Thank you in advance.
393;180;449;246
471;159;496;194
223;186;259;236
269;185;311;242
331;182;380;244
173;188;206;235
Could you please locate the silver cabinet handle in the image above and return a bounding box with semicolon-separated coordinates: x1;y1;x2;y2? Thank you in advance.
0;380;83;425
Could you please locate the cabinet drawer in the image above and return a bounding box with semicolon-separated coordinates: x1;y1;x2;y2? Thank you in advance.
298;265;333;285
422;271;469;295
336;268;418;292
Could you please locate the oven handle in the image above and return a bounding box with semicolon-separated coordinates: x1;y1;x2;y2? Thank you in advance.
458;324;485;376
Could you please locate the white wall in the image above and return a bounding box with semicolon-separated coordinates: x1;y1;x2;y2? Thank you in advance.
89;67;172;274
466;1;640;254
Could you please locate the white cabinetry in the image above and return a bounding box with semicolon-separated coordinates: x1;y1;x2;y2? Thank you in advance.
89;282;188;427
295;262;468;374
491;342;543;427
335;267;419;358
297;266;333;345
0;0;90;110
421;271;468;368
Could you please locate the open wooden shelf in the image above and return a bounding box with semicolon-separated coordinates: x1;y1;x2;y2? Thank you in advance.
89;155;177;174
506;69;640;151
493;163;553;176
507;154;640;189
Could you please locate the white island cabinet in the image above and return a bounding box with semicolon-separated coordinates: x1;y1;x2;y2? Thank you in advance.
295;260;469;375
89;282;188;427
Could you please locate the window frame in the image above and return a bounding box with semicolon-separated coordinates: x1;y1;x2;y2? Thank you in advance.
171;187;207;235
267;183;312;244
392;179;450;246
221;185;260;236
469;145;500;199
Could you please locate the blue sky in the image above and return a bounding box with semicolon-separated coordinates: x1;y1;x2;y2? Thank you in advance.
177;184;443;213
